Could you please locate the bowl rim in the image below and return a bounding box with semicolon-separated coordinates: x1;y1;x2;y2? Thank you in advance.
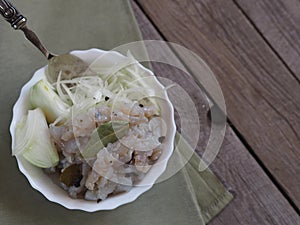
9;48;176;211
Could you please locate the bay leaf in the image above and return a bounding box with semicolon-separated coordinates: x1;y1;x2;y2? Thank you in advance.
59;164;82;187
81;121;129;159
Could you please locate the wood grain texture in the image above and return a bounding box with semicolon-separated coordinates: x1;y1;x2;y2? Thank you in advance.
235;0;300;81
136;0;300;208
131;2;300;224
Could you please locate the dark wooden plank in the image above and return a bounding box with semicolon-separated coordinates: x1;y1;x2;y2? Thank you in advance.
136;0;300;209
131;1;300;224
235;0;300;81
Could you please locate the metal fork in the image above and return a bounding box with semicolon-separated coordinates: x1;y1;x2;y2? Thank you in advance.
0;0;55;59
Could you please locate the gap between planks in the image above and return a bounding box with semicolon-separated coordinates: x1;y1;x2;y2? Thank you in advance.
232;0;300;85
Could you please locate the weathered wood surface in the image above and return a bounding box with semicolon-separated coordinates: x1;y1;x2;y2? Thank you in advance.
136;0;300;209
131;2;300;224
235;0;300;81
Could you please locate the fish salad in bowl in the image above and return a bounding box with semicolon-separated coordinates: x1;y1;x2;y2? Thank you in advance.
10;49;176;209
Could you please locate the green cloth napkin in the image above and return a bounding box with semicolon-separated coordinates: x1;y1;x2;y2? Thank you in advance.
0;0;233;224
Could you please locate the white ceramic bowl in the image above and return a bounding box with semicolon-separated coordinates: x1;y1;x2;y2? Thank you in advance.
9;48;176;211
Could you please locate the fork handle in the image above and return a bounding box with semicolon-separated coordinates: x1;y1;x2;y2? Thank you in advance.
0;0;26;29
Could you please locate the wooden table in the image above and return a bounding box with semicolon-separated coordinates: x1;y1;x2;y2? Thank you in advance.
130;0;300;224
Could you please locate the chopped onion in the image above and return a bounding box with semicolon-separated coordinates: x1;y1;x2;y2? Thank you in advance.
30;79;69;123
13;108;59;168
